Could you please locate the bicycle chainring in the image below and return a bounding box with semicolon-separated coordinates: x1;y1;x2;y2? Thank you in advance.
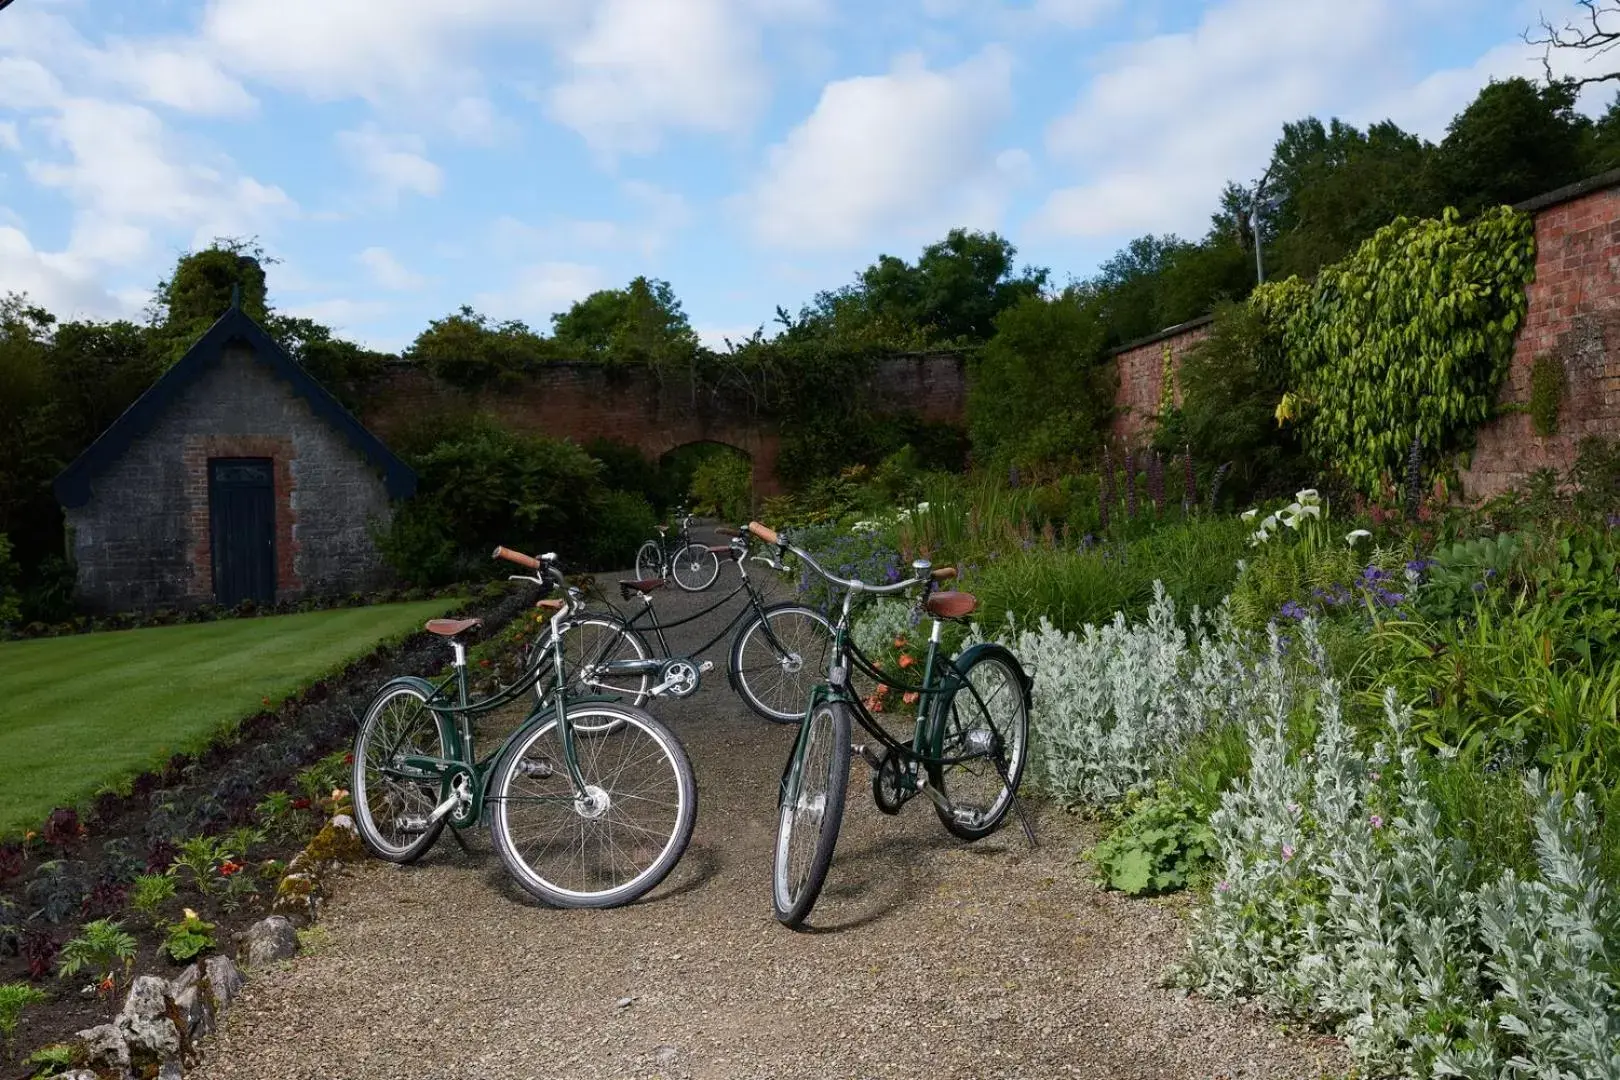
871;748;909;815
658;658;702;698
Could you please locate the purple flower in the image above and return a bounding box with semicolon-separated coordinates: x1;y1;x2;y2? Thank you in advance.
1369;814;1384;830
1361;565;1389;585
1286;801;1301;815
1279;600;1309;621
1368;771;1381;783
1608;514;1620;529
1405;558;1433;575
1281;844;1295;861
1216;880;1231;893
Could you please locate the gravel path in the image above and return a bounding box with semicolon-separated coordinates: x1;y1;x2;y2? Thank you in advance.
193;548;1346;1080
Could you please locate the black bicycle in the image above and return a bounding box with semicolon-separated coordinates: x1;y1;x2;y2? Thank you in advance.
634;506;719;591
747;521;1034;929
537;528;834;722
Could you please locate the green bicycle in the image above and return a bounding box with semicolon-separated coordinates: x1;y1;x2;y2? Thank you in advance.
749;521;1035;929
349;548;697;909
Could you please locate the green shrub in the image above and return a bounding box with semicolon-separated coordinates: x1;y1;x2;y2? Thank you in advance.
1529;352;1566;436
1089;784;1216;895
688;451;752;523
583;438;671;508
56;919;136;989
581;489;657;570
0;982;47;1057
0;535;18;625
162;910;215;963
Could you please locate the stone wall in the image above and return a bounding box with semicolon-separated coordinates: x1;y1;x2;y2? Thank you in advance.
1105;317;1214;447
66;345;395;612
357;351;971;497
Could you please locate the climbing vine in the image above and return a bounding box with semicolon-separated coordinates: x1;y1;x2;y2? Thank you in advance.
1529;352;1566;436
1261;206;1536;494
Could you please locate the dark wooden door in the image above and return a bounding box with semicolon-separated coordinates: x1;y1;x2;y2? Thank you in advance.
209;458;276;605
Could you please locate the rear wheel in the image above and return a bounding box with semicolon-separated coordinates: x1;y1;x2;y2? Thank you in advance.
634;541;663;583
772;701;850;928
489;704;696;908
731;603;834;723
671;543;719;591
351;683;448;863
927;647;1030;841
535;615;652;710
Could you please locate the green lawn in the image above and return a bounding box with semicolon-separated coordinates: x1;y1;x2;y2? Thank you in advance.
0;600;462;836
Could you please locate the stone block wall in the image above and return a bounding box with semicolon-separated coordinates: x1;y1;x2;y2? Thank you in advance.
1105;318;1213;447
66;345;396;612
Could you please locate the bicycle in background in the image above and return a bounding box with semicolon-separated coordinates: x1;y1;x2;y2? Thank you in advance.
635;506;720;591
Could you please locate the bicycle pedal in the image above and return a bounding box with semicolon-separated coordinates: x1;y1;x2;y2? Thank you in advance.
515;758;554;778
854;743;884;770
699;660;715;673
396;815;430;834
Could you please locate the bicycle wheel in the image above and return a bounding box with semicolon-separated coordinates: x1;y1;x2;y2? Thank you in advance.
489;703;696;908
671;543;720;591
772;700;850;928
634;540;663;582
535;614;652;710
927;645;1030;842
730;603;834;723
351;681;448;863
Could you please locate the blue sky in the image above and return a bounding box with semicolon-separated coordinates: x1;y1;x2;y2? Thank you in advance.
0;0;1611;353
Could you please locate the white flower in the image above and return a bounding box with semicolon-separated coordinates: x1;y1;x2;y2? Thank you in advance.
1262;514;1279;532
1281;514;1300;530
1251;529;1272;546
1284;502;1303;517
914;501;930;512
1299;503;1322;518
1240;508;1259;524
1296;488;1320;503
1345;529;1372;546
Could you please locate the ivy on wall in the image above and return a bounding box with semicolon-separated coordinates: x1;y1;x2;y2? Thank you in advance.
1259;206;1537;494
1530;352;1567;436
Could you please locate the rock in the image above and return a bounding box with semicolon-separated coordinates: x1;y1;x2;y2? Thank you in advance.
330;813;357;833
76;1022;130;1074
58;1072;102;1080
171;984;211;1038
203;954;246;1012
116;974;182;1065
158;1060;185;1080
271;872;322;921
305;822;364;864
243;915;299;968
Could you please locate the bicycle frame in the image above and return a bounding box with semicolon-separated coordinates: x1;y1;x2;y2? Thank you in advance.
644;510;698;571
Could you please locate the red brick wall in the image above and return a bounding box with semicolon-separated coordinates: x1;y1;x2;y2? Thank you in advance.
181;436;299;601
1106;320;1212;447
1460;185;1620;500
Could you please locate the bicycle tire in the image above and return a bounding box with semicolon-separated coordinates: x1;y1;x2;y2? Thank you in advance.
634;540;663;583
489;703;697;909
672;543;720;591
926;645;1030;842
729;602;834;723
535;614;653;712
351;681;449;863
772;700;850;928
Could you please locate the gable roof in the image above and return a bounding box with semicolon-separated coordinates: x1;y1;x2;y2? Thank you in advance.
54;305;417;508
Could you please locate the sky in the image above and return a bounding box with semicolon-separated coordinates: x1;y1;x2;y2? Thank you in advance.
0;0;1615;354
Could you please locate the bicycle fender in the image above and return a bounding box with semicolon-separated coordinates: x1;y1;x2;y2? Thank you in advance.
949;642;1034;706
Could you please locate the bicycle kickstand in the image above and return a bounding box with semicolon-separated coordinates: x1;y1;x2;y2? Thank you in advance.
998;760;1038;850
449;826;474;858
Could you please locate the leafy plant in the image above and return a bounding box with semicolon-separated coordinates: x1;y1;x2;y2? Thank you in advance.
24;861;88;925
18;930;57;981
129;873;176;928
167;836;223;896
162;909;216;963
1089;784;1217;895
1415;531;1526;621
56;919;136;992
1530;352;1567;437
0;842;23;885
221;825;265;865
24;1043;78;1076
40;808;83;851
0;982;48;1059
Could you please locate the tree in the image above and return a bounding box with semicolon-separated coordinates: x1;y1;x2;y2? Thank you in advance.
406;306;557;388
1528;1;1620;91
266;315;388;407
1433;77;1589;213
967;292;1112;472
149;239;271;364
551;277;699;369
860;229;1047;343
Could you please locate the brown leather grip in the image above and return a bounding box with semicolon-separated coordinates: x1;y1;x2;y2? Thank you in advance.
493;546;540;569
748;521;780;545
931;567;958;581
535;598;564;612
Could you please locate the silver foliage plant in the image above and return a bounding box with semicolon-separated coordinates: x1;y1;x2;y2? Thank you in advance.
1176;624;1620;1080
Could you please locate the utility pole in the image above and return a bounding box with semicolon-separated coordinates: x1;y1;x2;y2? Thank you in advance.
1251;165;1275;285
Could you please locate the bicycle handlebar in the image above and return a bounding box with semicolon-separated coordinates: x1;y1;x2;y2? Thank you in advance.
493;546;541;569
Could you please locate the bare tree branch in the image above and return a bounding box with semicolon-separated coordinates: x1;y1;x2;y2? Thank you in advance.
1527;0;1620;90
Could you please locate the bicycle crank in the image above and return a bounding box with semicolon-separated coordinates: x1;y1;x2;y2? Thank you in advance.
869;747;910;815
650;658;711;698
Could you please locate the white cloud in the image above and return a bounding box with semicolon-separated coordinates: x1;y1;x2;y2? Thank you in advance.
491;180;692;259
0;57;65;109
473;262;606;324
547;0;779;155
0;225;125;319
336;127;443;203
281;297;392;327
1026;0;1121;29
737;47;1021;251
1033;0;1434;240
102;41;258;117
0;122;18;153
356;246;427;291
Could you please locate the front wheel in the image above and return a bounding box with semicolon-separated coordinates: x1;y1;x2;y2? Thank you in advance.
730;603;834;723
634;540;663;583
351;682;449;863
534;615;652;711
927;646;1030;842
671;543;720;591
489;704;696;908
772;701;850;928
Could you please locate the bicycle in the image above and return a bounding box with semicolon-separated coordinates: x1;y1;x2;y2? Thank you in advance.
634;506;719;592
748;521;1035;929
348;549;697;909
537;527;835;723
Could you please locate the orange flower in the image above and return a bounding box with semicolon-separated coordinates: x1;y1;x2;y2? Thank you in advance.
893;636;908;649
219;860;243;877
903;691;919;705
261;697;271;706
897;654;915;669
99;975;115;994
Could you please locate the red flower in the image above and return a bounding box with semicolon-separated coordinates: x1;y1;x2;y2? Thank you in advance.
343;753;354;765
291;797;311;810
479;658;491;668
98;975;115;994
261;697;271;706
219;860;243;877
897;654;915;669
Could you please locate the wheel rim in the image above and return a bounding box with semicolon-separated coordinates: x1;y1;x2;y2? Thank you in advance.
775;705;838;909
673;546;717;589
544;618;650;714
636;543;661;581
738;608;833;720
354;688;443;857
937;657;1027;828
496;708;688;902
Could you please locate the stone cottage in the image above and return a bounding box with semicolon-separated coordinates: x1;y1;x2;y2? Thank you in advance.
53;303;416;612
